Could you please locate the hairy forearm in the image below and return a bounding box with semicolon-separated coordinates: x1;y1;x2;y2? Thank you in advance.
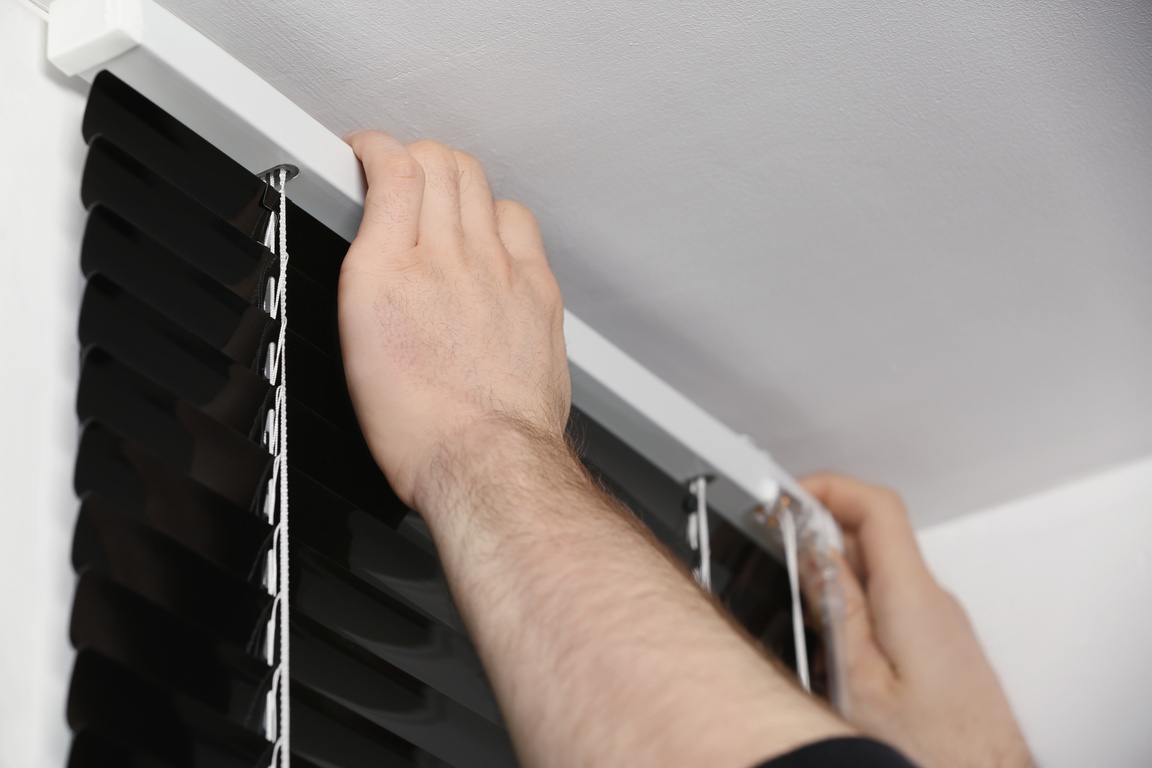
414;421;851;768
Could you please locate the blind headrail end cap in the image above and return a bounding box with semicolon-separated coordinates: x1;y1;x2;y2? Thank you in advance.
48;0;144;77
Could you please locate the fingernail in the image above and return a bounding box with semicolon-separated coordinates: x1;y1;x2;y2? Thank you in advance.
342;129;361;143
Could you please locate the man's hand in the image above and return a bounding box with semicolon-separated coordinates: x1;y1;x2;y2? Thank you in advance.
339;130;570;507
802;474;1035;768
338;131;853;768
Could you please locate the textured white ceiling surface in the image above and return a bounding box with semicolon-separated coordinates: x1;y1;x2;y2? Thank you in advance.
158;0;1152;526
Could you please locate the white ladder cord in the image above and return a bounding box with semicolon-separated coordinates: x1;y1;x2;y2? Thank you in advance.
263;167;292;767
779;506;810;692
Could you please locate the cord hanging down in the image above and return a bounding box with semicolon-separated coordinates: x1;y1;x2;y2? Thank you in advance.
777;504;810;692
260;165;295;767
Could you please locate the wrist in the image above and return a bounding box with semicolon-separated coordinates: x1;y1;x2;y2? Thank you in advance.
411;416;585;527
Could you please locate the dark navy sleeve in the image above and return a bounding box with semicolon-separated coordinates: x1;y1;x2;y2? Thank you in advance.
754;737;921;768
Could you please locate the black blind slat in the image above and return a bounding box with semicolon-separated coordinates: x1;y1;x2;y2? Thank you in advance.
82;206;277;366
83;71;274;241
77;348;272;509
290;685;438;768
72;506;271;648
79;276;271;433
290;500;461;635
82;137;274;304
71;570;270;726
79;274;354;440
67;650;271;768
290;624;515;768
84;73;352;293
286;398;393;518
81;138;344;358
288;461;407;531
292;550;496;722
68;728;185;768
283;201;349;292
75;424;270;566
284;330;359;434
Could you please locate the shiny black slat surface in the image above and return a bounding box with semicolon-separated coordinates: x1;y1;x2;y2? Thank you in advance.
287;399;396;521
67;650;271;768
291;685;447;768
71;571;270;726
76;335;394;542
290;494;459;633
79;491;268;582
291;621;514;768
282;263;341;360
84;72;350;291
72;567;511;765
75;424;269;572
79;277;270;438
80;273;356;442
288;465;407;544
284;200;349;292
77;347;271;509
293;549;497;723
81;138;342;357
82;206;277;366
284;330;359;434
82;137;273;305
83;71;274;241
73;505;271;649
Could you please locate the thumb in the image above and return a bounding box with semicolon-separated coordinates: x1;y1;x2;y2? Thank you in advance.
345;130;425;254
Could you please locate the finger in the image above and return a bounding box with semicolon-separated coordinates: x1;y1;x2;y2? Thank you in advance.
345;130;424;251
825;550;896;682
823;550;899;699
494;199;547;265
406;140;463;247
801;473;931;590
453;150;501;247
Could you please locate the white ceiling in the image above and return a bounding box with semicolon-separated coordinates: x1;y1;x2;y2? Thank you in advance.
158;0;1152;527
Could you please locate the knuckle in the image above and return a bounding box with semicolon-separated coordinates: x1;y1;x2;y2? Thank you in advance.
408;139;455;167
353;129;393;155
525;271;563;314
497;199;539;229
380;156;423;184
454;151;489;193
875;486;906;515
453;150;481;172
541;280;563;312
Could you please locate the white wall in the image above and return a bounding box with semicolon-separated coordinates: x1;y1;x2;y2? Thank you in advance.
920;456;1152;768
0;3;88;766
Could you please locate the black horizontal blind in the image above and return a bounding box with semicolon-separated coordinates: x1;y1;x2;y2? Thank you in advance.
67;71;806;768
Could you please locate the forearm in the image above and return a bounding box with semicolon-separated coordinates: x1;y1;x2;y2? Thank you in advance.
415;421;852;768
